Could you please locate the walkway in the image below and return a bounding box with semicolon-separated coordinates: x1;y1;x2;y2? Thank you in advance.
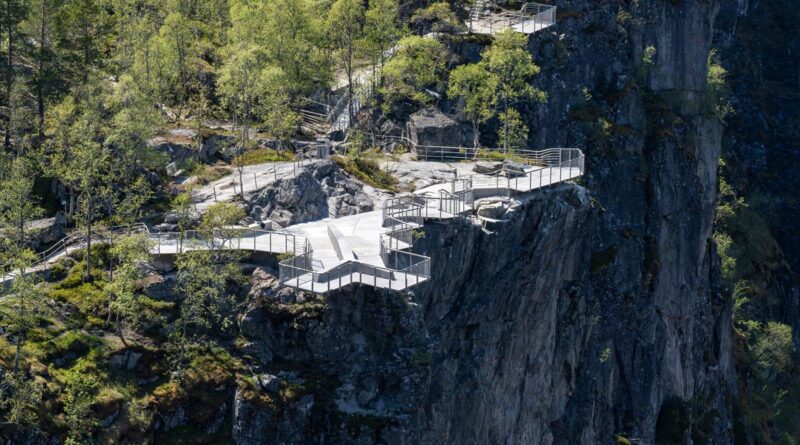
4;146;583;293
469;1;556;35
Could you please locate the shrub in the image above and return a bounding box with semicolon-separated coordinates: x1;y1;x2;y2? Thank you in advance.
332;155;398;191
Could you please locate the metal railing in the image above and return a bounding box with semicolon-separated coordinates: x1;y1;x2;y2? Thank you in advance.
468;1;557;35
2;223;150;282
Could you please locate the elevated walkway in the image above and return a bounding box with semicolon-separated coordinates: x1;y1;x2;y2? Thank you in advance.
469;1;556;35
5;147;583;294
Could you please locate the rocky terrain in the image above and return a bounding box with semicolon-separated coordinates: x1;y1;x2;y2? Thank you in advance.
5;0;798;443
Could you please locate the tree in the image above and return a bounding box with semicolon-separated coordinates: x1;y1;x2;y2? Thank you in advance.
171;192;195;252
219;42;262;198
480;29;545;151
170;247;242;380
20;0;59;139
200;201;246;254
151;11;204;120
361;0;399;89
751;321;794;381
0;155;43;250
409;2;463;35
448;63;497;148
255;66;301;150
263;0;332;97
0;370;42;429
219;42;261;150
2;0;27;151
381;36;446;111
328;0;365;126
63;372;99;444
47;82;113;282
1;250;41;373
55;0;114;82
107;233;152;348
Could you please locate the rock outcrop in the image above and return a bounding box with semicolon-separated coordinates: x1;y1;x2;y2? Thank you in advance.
247;161;373;226
406;108;465;148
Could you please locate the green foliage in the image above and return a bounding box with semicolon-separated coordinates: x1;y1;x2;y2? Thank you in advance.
331;155;398;192
497;108;528;150
410;2;463;34
64;371;100;444
362;0;400;75
449;29;545;150
107;234;153;346
0;371;43;427
706;49;733;120
381;36;447;111
232;148;295;166
448;63;498;147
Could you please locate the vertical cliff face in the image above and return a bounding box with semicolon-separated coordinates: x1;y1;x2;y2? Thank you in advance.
713;0;800;337
410;0;733;443
229;2;734;444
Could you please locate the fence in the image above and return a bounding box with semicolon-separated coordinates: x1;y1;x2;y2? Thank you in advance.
469;1;557;35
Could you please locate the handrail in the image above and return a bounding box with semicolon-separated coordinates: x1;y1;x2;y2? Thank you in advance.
468;1;556;35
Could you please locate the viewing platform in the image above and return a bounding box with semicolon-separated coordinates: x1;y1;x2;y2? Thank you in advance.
5;145;584;294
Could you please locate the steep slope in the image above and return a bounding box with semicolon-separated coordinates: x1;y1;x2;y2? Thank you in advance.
409;0;733;442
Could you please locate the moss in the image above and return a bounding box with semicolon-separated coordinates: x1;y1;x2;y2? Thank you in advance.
410;350;433;367
615;435;632;445
29;330;106;366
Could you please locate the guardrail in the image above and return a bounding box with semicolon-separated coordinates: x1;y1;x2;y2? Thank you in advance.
468;1;557;35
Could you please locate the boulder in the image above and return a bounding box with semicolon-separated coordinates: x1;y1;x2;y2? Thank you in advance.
25;214;65;249
142;271;177;301
247;160;371;224
202;134;237;162
165;162;180;177
475;199;509;219
154;223;177;232
256;374;282;394
406;108;462;149
268;209;294;228
473;162;502;175
163;211;179;224
502;160;527;177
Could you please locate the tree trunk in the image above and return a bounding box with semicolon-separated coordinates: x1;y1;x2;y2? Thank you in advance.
84;198;93;282
472;119;480;149
115;311;127;348
346;47;354;129
13;334;21;373
36;0;46;142
4;0;13;152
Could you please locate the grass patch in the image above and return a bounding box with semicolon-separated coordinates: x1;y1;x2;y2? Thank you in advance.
28;330;106;366
332;155;398;192
232;148;294;166
190;164;230;185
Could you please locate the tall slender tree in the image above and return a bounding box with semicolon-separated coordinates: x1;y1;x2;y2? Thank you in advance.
328;0;365;126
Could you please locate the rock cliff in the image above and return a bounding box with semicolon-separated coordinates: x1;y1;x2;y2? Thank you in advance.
229;1;735;444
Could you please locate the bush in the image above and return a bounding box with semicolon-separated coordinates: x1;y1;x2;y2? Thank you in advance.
332;155;398;191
